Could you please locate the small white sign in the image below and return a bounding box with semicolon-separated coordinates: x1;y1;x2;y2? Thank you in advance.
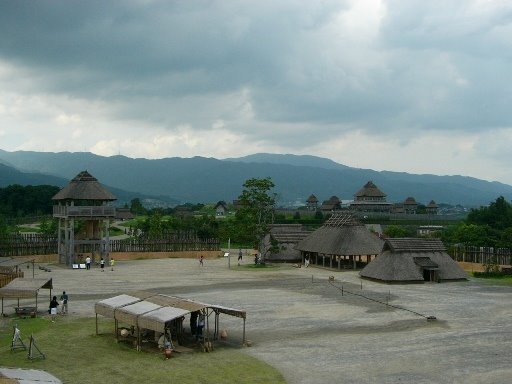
223;252;230;257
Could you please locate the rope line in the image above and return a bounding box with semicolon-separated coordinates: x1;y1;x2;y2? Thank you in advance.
328;280;435;320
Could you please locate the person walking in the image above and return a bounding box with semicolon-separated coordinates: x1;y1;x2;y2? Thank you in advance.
85;256;91;270
238;249;243;266
49;296;59;322
110;258;115;271
60;291;68;314
100;257;105;271
199;255;204;266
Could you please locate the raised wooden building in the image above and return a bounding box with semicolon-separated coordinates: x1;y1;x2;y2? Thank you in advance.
52;170;116;266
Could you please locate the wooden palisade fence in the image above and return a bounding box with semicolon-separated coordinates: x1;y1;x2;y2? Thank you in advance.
0;233;220;257
449;244;512;266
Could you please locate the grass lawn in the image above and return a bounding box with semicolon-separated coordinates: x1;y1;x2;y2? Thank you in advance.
0;316;285;384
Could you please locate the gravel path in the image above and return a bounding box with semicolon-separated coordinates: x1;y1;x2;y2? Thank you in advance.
7;257;512;384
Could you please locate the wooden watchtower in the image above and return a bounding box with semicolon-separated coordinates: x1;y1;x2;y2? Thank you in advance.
52;171;117;266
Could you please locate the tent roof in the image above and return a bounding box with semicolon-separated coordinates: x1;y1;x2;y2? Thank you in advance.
141;294;208;312
137;306;191;334
95;291;247;332
94;294;142;318
0;278;53;298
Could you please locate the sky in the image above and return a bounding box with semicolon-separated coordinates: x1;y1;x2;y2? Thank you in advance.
0;0;511;185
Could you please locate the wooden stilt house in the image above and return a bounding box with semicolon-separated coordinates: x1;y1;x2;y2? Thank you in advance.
52;170;117;266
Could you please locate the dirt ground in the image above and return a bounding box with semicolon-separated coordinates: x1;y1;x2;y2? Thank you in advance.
5;256;512;384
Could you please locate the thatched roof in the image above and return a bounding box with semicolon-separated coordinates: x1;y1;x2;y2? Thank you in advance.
404;197;417;205
307;194;318;203
0;277;53;299
295;213;384;256
52;170;116;201
354;181;386;199
360;238;467;283
270;224;312;243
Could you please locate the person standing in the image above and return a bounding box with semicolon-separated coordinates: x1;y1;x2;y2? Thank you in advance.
85;255;91;270
100;257;105;271
238;249;243;266
196;312;205;340
110;258;115;271
60;291;68;314
49;296;59;322
199;255;204;266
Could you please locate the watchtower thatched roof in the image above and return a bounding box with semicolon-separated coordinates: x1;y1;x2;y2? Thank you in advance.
360;238;467;283
354;181;386;199
52;170;116;202
295;213;384;256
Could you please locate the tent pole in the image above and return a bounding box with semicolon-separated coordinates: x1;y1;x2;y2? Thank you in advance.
242;318;246;346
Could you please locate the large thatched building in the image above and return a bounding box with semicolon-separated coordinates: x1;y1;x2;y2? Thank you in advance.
360;238;467;283
295;213;384;269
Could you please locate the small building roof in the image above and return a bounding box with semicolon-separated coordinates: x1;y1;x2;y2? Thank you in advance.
52;170;116;201
360;238;467;283
354;181;386;198
404;197;417;205
0;277;53;299
307;194;318;203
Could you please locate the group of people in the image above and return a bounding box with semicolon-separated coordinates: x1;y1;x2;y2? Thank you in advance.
48;291;69;322
84;256;115;271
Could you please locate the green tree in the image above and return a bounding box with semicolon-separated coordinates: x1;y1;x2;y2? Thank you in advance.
130;198;146;215
467;196;512;230
39;216;58;235
235;177;276;262
383;225;408;238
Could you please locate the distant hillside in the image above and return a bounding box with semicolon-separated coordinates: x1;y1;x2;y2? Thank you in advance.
1;149;511;207
224;153;350;170
0;161;178;207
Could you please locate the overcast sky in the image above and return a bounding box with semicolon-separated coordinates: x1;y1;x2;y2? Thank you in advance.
0;0;511;185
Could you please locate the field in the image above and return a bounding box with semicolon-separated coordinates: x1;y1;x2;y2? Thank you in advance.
2;256;512;383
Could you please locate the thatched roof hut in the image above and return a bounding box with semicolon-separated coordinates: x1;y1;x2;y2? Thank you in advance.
52;170;116;202
295;213;384;269
360;238;467;283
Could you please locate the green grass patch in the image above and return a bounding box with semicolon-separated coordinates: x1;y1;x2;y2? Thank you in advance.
472;271;512;284
109;227;125;237
0;316;285;384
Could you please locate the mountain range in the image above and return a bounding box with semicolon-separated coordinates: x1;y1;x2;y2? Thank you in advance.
1;149;511;208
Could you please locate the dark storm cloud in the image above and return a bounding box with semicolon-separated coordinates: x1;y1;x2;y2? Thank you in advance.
0;0;511;146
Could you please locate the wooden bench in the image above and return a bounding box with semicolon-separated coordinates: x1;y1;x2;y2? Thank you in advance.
15;307;37;316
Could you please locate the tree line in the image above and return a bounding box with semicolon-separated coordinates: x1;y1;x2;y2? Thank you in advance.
2;183;511;251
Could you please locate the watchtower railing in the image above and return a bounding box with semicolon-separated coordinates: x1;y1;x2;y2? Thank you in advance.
53;205;116;218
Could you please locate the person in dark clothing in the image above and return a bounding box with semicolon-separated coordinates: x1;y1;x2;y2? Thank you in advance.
190;311;198;336
49;296;59;322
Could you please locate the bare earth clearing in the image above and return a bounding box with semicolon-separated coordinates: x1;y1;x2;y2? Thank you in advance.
8;257;512;384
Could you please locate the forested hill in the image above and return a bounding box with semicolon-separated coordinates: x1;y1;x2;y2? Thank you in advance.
1;150;511;207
